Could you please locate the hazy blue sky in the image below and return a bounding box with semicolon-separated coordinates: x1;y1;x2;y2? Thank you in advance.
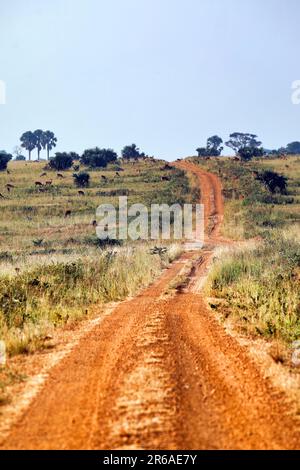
1;0;300;159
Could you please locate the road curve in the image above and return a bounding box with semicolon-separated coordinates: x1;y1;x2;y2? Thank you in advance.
1;163;299;450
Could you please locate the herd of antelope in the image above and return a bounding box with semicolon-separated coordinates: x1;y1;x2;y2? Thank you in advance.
0;162;174;220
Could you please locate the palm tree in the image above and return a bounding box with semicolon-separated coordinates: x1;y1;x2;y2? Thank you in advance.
43;131;57;160
33;129;45;160
20;131;36;161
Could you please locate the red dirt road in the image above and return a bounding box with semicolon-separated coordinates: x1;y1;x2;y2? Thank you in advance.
1;163;299;450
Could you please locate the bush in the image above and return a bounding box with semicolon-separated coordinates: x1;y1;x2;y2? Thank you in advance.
238;147;264;161
121;144;141;160
0;151;12;170
81;148;117;168
73;172;90;187
256;170;287;194
196;147;209;157
15;155;26;161
49;152;74;171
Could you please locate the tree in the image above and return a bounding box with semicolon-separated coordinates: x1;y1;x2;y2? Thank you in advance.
256;170;287;194
49;152;74;170
81;148;117;168
73;172;90;187
0;151;12;171
238;146;264;161
285;141;300;155
34;129;45;160
13;145;24;158
225;133;262;154
196;147;209;157
206;135;223;156
43;131;57;160
20;131;36;161
196;135;223;157
121;143;141;160
69;152;80;161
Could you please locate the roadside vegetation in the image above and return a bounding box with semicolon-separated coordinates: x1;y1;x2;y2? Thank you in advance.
191;155;300;344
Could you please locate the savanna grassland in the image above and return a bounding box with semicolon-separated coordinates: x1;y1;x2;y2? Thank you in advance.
190;155;300;345
0;158;195;358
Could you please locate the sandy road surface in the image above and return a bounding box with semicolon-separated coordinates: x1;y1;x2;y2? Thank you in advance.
1;162;299;450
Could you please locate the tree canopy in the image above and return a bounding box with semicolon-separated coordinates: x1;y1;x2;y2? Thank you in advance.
73;172;90;187
49;152;74;171
225;133;262;154
81;148;117;168
20;130;57;160
285;141;300;155
256;170;287;195
0;151;12;170
121;143;147;160
20;131;36;161
196;135;223;157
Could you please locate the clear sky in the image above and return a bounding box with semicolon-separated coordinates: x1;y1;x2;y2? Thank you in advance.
1;0;300;160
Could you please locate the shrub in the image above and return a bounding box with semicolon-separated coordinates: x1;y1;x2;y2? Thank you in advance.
81;148;117;168
49;152;74;171
256;170;287;194
121;144;141;160
238;146;264;161
0;151;12;170
73;172;90;187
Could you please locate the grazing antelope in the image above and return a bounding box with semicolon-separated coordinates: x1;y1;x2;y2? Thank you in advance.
78;190;85;196
45;180;53;185
35;181;43;187
64;210;72;218
57;173;64;179
101;175;107;181
6;184;15;191
40;172;47;177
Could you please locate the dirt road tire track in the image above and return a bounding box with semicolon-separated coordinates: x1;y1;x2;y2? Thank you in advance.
1;162;299;450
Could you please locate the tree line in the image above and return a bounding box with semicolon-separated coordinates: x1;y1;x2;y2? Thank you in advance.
196;133;300;161
0;138;153;171
1;129;300;172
